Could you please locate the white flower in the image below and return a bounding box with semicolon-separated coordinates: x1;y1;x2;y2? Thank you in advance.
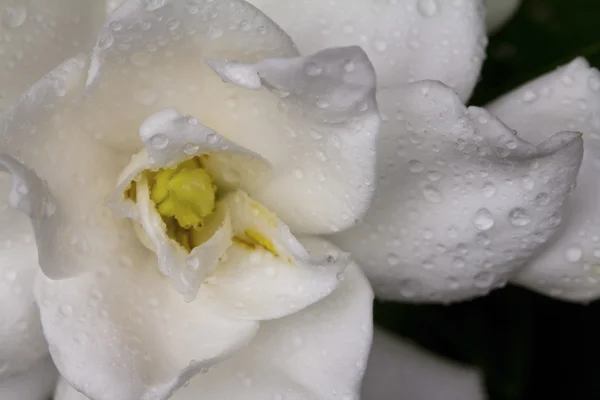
248;0;600;304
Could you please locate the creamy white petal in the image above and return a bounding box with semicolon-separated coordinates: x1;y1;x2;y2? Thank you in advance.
0;357;58;400
200;192;349;320
86;0;380;234
83;0;298;153
0;172;48;379
56;243;372;400
484;0;521;33
204;47;379;234
0;0;105;109
248;0;487;101
332;81;583;302
0;56;136;278
35;250;259;400
362;329;484;400
488;58;600;302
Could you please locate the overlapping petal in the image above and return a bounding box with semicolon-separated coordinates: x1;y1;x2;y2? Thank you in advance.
0;357;58;400
488;58;600;301
247;0;487;101
83;0;380;235
333;80;583;302
54;245;373;400
35;250;259;400
0;0;105;109
0;56;138;279
0;173;47;379
362;329;484;400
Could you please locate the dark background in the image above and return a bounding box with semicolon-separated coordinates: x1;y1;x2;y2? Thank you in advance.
376;0;600;399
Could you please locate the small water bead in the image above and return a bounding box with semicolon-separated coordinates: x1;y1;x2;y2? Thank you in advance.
304;62;322;77
2;5;27;29
422;185;442;203
522;90;537;103
150;134;168;149
387;253;400;266
534;192;550;206
473;208;494;230
417;0;438;17
399;279;421;298
408;160;425;173
185;257;200;271
473;271;495;289
564;246;583;263
508;208;531;226
481;182;496;198
372;38;387;52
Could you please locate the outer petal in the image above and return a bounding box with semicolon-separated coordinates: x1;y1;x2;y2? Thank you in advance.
362;329;484;400
0;357;58;400
0;0;105;108
84;0;380;234
484;0;521;33
56;242;373;400
0;173;47;379
488;58;600;301
35;251;259;400
332;81;583;302
247;0;487;101
0;56;136;279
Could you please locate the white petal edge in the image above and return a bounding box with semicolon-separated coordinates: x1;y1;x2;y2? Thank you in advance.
248;0;486;101
0;55;137;279
55;242;373;400
488;58;600;302
362;329;484;400
0;170;49;379
0;0;105;109
484;0;521;33
332;80;583;303
35;249;259;400
0;357;58;400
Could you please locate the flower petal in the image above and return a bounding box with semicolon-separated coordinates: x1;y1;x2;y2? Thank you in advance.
0;0;105;108
82;0;298;153
332;81;583;302
247;0;486;101
0;357;58;400
202;47;379;234
0;56;135;279
488;58;600;301
0;172;48;379
362;329;484;400
484;0;521;33
55;240;372;400
200;192;349;320
35;251;259;400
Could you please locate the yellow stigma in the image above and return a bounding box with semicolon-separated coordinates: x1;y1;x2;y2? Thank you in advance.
149;157;217;231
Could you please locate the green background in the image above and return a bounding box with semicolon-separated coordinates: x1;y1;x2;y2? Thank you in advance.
377;0;600;398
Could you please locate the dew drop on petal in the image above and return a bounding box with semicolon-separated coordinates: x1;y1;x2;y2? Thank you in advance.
564;246;583;263
473;208;495;230
481;182;496;198
387;253;400;266
473;271;495;289
508;208;531;226
2;5;27;29
417;0;438;17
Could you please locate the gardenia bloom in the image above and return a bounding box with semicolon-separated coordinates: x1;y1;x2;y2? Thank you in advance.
0;0;595;399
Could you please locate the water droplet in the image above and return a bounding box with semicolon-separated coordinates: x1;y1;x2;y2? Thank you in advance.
589;75;600;92
534;192;550;206
481;182;496;198
564;246;583;263
387;253;400;266
59;304;73;317
304;62;322;76
453;257;466;268
508;208;531;226
145;0;167;11
422;185;442;203
150;134;168;149
343;61;355;72
408;159;425;173
473;208;495;230
97;33;114;50
3;5;27;29
372;38;387;52
186;257;200;271
473;271;495;289
522;90;537;103
417;0;438;17
399;279;421;298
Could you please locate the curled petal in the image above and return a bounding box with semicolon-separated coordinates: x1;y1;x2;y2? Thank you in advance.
55;241;372;400
362;329;484;400
206;47;379;234
484;0;521;33
0;357;58;400
488;58;600;301
200;192;350;320
248;0;486;101
332;81;583;303
0;56;135;278
0;0;105;108
35;251;258;400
